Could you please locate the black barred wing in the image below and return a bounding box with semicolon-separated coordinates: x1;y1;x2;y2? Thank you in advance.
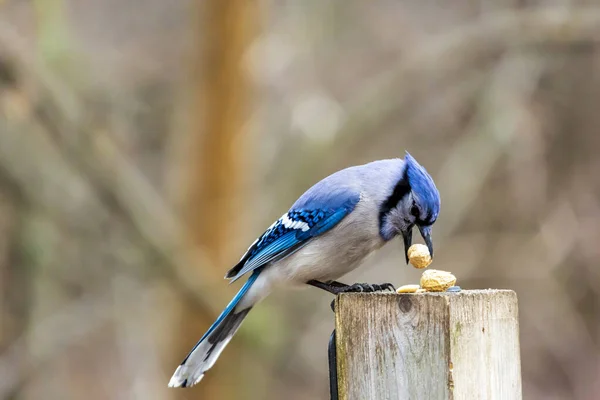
225;198;358;282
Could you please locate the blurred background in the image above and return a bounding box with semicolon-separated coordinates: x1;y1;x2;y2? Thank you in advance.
1;1;600;399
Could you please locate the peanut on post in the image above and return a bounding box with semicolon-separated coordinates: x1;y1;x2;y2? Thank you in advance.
396;284;420;293
420;269;456;292
407;244;432;269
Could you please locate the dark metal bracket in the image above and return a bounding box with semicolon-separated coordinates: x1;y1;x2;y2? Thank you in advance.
329;297;338;400
328;329;338;400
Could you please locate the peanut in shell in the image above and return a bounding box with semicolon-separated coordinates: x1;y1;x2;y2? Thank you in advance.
407;244;432;269
420;269;456;292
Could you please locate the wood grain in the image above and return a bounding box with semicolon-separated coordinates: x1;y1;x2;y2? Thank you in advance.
335;290;521;400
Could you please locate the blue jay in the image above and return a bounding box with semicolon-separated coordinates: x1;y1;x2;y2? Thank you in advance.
168;152;440;388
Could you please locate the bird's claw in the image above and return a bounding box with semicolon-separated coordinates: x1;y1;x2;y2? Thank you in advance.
329;282;396;313
345;282;396;293
378;283;396;292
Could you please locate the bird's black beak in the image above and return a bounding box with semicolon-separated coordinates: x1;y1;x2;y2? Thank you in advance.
418;225;434;258
402;228;413;264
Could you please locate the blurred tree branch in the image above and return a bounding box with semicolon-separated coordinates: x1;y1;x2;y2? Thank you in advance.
0;290;114;398
273;7;600;187
336;6;600;158
434;52;544;240
0;33;246;396
32;0;71;67
0;83;225;314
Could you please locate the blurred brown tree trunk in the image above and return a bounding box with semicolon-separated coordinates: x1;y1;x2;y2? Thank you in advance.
188;2;255;267
172;1;258;398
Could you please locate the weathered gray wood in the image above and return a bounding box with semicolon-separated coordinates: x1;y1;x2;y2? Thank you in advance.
335;290;521;400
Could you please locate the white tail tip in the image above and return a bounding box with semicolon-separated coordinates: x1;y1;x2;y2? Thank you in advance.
168;365;204;388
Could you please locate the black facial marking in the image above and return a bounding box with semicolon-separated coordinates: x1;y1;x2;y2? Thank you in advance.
423;209;436;225
378;170;410;229
410;202;419;218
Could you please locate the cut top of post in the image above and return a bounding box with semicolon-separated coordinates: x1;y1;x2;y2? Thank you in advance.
334;290;521;400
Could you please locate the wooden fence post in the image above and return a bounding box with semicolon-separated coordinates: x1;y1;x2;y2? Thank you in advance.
335;290;522;400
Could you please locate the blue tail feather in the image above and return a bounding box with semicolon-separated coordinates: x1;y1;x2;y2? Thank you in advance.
180;270;260;365
168;270;261;387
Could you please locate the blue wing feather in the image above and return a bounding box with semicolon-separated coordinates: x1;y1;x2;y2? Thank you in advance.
233;232;300;279
226;193;360;282
296;202;356;241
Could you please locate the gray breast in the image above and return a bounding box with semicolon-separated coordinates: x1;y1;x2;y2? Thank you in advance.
272;195;385;284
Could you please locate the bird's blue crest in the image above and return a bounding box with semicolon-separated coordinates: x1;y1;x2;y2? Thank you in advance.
404;152;440;223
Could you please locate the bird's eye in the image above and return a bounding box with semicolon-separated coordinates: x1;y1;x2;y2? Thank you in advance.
410;204;419;218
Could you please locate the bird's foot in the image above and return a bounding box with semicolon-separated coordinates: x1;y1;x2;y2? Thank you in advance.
307;280;395;312
329;282;396;312
307;280;395;295
339;282;396;293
